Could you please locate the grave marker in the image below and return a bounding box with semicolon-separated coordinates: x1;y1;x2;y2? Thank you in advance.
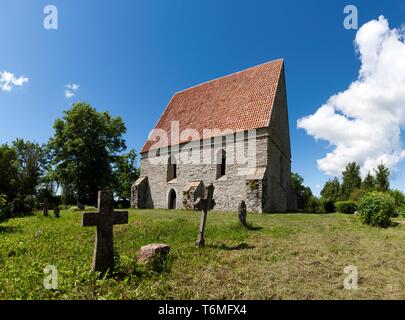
54;207;60;218
82;190;128;273
195;184;215;247
238;200;247;227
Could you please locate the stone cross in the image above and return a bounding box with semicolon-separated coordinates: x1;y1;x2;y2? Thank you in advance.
195;184;215;247
238;200;247;227
54;207;60;218
43;198;49;217
82;190;128;273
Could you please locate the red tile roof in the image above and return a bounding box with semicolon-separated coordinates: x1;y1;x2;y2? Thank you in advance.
142;59;284;153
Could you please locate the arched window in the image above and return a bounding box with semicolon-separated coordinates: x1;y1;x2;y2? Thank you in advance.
216;149;226;179
167;155;177;182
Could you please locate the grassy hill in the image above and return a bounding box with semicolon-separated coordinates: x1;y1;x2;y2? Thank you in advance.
0;209;404;299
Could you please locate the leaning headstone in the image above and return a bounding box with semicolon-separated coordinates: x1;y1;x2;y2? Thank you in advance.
238;201;247;227
138;243;170;272
195;184;215;247
43;198;49;217
82;190;128;273
54;207;61;218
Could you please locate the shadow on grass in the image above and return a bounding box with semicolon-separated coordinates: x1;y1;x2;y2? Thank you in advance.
391;221;405;228
242;223;263;231
0;225;21;234
207;243;255;251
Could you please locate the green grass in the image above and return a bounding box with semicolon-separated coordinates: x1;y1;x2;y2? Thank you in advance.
0;209;404;300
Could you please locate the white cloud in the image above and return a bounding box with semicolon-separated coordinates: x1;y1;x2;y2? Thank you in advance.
65;83;80;99
298;16;405;177
0;71;29;92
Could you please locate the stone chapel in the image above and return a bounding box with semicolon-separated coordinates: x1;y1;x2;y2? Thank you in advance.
131;59;297;213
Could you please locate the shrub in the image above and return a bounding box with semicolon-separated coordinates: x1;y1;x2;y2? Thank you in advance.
303;196;321;213
349;188;368;203
335;201;357;214
10;195;36;215
388;189;405;215
358;192;395;228
320;198;336;213
68;205;97;212
0;194;7;218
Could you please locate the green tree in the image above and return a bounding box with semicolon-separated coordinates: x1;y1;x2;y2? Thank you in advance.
374;164;390;192
12;139;48;197
291;173;313;211
320;177;341;203
341;162;362;200
388;189;405;212
113;150;139;203
48;102;127;205
0;144;18;200
362;171;376;191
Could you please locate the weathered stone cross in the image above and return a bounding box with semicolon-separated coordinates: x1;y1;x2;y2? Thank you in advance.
82;190;128;273
195;184;215;247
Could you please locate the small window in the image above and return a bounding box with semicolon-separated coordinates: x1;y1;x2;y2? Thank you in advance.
167;155;177;181
216;149;226;179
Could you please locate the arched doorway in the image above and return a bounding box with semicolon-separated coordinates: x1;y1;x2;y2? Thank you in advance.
168;189;177;209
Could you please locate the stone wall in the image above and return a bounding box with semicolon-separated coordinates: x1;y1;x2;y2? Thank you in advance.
264;65;293;212
137;129;269;212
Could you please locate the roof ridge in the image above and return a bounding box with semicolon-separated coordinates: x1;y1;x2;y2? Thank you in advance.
174;58;284;96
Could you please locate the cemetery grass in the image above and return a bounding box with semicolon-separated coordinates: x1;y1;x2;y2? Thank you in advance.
0;210;404;300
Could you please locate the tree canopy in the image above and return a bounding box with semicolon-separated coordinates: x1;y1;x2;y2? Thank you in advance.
48;102;134;205
341;162;362;199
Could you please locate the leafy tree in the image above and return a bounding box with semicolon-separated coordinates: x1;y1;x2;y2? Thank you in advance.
320;177;341;203
349;188;368;202
388;189;405;213
113;150;139;204
48;102;127;205
291;173;313;211
374;164;390;192
362;172;376;191
341;162;362;200
0;144;18;200
0;194;7;218
12;139;48;197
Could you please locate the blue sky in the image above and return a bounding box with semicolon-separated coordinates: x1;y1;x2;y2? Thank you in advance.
1;0;405;195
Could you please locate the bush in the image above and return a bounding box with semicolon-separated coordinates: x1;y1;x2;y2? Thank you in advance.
349;188;368;203
320;198;336;213
0;194;7;218
68;205;97;212
303;196;321;213
388;189;405;214
358;192;395;228
335;201;357;214
10;195;36;215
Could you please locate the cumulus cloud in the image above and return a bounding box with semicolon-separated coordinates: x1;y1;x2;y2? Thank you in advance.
0;72;29;92
65;83;80;98
298;16;405;177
